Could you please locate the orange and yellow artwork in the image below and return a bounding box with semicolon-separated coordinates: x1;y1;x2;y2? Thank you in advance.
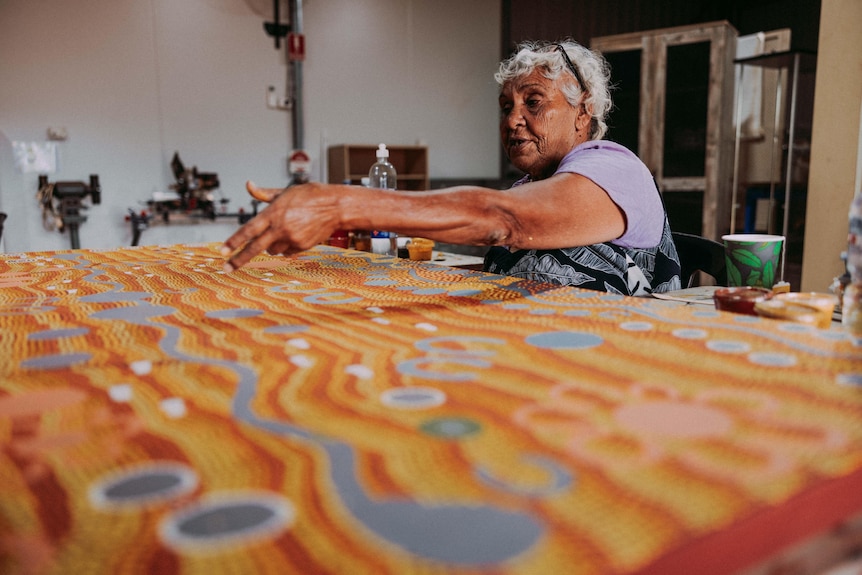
1;243;861;575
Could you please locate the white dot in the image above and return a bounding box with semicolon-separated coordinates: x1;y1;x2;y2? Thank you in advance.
706;340;751;354
672;328;707;340
380;387;446;410
160;397;187;419
620;321;653;332
286;338;310;350
290;355;313;368
109;384;133;402
130;359;152;376
345;364;373;379
748;352;797;367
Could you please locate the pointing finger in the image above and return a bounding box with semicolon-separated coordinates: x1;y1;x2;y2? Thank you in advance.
223;228;279;272
220;215;270;256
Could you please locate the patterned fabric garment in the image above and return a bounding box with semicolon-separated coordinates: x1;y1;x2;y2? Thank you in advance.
483;216;682;296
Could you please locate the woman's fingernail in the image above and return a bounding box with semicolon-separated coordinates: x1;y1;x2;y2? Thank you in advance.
219;245;231;256
223;262;235;273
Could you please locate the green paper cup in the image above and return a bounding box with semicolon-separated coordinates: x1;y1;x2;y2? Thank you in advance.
721;234;785;288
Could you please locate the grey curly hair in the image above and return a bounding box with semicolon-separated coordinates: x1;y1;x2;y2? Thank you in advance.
495;39;613;140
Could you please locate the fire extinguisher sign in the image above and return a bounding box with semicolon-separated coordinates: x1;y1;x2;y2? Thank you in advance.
288;150;311;176
287;33;305;61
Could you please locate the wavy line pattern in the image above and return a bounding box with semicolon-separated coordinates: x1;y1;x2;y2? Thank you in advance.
1;243;861;575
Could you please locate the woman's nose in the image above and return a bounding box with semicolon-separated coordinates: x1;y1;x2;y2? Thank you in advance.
502;105;524;129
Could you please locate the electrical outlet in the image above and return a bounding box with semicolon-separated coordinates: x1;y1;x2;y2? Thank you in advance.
47;127;68;141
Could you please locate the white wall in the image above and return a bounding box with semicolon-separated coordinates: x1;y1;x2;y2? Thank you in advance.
306;0;501;181
0;0;501;253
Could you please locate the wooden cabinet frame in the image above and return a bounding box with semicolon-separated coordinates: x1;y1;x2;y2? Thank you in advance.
592;21;738;240
328;145;429;191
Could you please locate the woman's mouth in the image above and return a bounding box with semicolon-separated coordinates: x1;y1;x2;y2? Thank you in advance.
507;138;531;153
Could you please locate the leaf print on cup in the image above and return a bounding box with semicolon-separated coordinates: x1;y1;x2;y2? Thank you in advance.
731;248;762;268
721;234;784;288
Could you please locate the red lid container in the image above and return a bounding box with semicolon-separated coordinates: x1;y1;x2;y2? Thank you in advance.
328;229;349;249
713;287;772;316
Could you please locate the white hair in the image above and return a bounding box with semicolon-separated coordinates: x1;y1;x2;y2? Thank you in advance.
495;39;613;140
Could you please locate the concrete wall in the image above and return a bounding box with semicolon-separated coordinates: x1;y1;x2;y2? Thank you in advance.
0;0;500;253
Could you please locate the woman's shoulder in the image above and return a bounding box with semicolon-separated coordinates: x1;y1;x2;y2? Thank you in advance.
557;139;647;177
564;140;639;161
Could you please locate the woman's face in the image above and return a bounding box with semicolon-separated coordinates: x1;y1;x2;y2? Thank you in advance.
499;70;588;180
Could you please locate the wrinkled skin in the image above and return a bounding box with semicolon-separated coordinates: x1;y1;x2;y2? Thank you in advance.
499;70;588;180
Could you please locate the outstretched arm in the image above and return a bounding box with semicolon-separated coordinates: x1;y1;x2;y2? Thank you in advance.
221;175;624;272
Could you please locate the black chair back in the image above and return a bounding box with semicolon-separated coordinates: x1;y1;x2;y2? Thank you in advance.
672;231;727;288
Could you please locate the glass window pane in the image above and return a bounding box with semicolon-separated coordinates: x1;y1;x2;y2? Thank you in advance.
663;42;710;178
604;49;641;155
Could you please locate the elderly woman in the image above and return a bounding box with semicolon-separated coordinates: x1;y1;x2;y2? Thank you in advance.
222;40;681;295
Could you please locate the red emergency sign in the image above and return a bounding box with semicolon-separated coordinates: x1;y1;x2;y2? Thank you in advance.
287;33;305;61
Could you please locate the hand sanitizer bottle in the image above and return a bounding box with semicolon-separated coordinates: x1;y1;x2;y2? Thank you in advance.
368;144;398;256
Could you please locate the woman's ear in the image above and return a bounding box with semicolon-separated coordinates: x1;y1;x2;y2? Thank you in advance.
576;103;593;133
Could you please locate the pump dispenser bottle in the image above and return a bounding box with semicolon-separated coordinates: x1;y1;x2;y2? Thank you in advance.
368;144;398;255
368;144;397;190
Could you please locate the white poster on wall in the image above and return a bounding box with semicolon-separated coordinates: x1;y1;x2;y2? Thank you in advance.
12;141;57;174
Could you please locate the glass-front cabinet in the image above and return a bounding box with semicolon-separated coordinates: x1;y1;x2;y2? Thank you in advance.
592;21;738;240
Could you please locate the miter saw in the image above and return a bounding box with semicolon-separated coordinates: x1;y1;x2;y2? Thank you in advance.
126;152;259;246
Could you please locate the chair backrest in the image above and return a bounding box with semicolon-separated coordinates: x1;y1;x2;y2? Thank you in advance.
672;231;727;288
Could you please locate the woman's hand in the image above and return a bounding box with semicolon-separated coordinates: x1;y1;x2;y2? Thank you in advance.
246;182;281;203
220;181;341;272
